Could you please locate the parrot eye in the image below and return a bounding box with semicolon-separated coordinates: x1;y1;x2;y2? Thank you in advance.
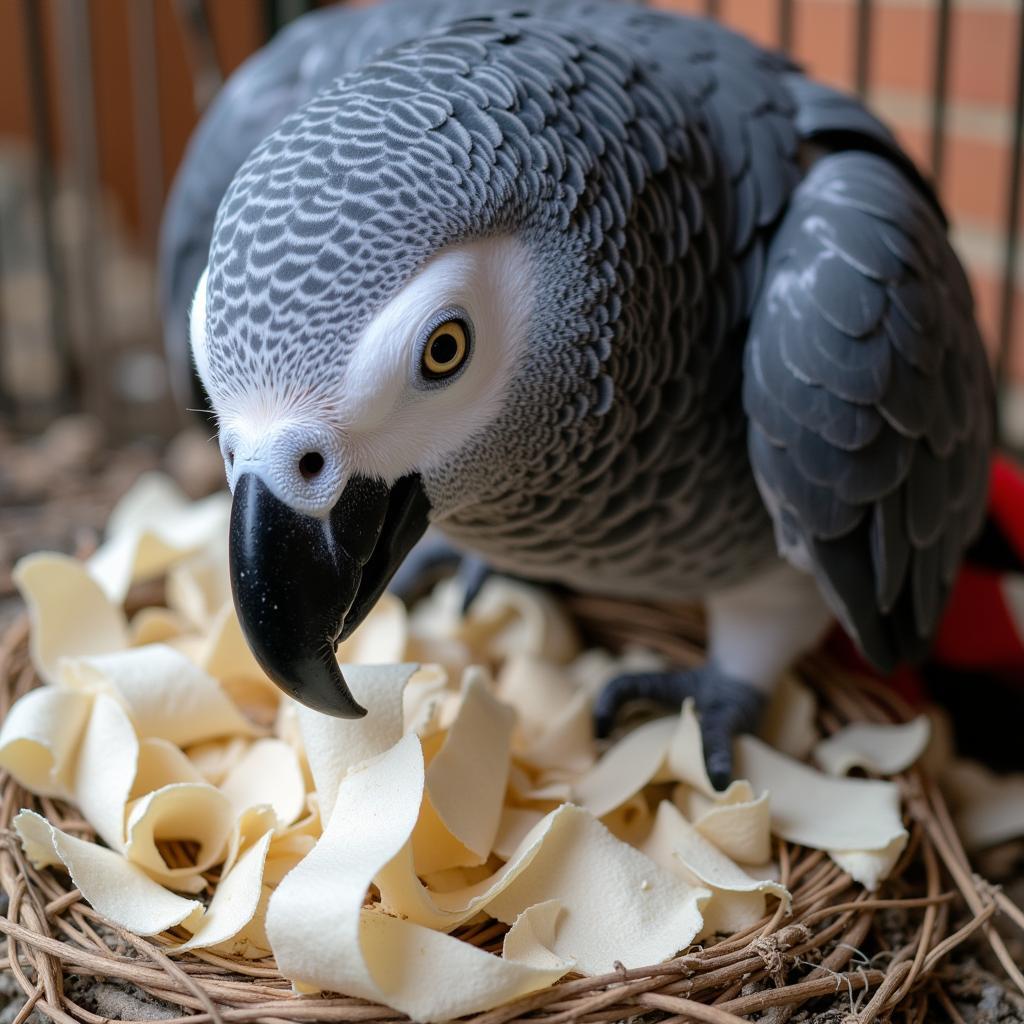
420;318;470;380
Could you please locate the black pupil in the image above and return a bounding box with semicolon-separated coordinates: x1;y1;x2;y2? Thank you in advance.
430;333;459;367
299;451;324;479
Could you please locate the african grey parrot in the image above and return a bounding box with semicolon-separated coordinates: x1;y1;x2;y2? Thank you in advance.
162;0;993;789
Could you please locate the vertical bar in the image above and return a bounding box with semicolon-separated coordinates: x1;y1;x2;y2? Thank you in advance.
263;0;280;38
127;0;167;435
173;0;223;114
53;0;107;418
264;0;314;40
777;0;794;53
0;212;11;422
929;0;952;187
854;0;872;98
994;7;1024;417
21;0;76;412
703;0;719;20
127;0;164;259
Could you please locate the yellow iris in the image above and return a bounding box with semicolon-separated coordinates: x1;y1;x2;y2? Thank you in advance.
422;320;468;378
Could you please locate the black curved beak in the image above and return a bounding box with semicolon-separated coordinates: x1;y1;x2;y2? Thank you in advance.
229;472;431;718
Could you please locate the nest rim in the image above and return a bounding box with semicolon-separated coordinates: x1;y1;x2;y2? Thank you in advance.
0;590;1020;1024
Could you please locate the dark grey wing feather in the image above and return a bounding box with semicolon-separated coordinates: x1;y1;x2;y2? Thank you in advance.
784;73;944;222
744;151;993;671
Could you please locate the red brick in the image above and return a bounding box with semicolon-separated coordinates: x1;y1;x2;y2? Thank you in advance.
648;0;706;17
888;124;1017;235
718;0;778;48
869;4;937;97
791;0;858;91
885;122;932;176
966;265;1024;378
948;6;1019;110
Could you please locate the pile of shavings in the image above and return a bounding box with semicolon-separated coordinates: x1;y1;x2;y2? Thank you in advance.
0;472;1018;1023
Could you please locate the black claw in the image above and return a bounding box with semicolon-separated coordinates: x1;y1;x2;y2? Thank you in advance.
593;669;704;739
701;726;737;792
706;762;733;794
387;538;462;607
387;536;497;614
593;664;768;789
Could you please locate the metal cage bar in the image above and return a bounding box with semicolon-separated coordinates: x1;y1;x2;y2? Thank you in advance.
2;0;1023;438
53;0;106;417
127;0;165;259
855;0;872;99
929;0;952;187
995;5;1024;411
777;0;794;53
20;0;75;413
173;0;224;114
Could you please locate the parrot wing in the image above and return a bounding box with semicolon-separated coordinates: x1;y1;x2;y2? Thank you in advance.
743;150;994;670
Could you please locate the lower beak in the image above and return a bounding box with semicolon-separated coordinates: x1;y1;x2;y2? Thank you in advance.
229;472;431;717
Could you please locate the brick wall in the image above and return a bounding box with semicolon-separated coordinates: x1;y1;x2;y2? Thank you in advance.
0;0;1020;397
656;0;1023;393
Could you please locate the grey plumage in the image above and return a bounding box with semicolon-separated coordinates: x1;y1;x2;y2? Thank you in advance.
164;0;992;674
162;0;571;406
744;151;991;668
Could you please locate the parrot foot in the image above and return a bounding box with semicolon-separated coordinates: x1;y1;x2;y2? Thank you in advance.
593;664;767;791
388;534;493;614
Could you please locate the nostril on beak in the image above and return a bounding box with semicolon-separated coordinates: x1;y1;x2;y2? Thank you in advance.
299;451;325;480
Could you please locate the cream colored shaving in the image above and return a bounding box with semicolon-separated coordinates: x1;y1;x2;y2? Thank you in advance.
0;474;960;1021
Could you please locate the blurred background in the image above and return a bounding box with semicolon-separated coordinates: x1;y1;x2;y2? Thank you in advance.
0;0;1021;585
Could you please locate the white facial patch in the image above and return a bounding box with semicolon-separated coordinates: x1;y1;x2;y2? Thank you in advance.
336;235;535;482
196;237;534;516
189;266;213;391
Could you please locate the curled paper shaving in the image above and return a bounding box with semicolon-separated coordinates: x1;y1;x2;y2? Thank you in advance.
15;809;204;935
760;674;818;760
944;760;1024;852
61;644;260;746
7;472;970;1019
219;739;306;829
0;687;92;798
87;473;230;603
814;716;931;777
130;607;186;646
298;663;415;826
735;735;908;888
573;716;675;818
641;801;789;937
266;735;574;1022
674;780;773;867
413;668;515;874
485;803;709;974
14;554;128;683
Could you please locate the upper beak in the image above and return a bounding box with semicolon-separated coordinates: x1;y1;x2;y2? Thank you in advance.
229;472;431;717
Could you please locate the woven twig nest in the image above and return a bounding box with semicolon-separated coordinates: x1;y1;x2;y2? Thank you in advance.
1;587;1021;1024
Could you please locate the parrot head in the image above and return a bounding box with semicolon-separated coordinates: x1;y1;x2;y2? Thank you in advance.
190;32;616;718
193;232;542;719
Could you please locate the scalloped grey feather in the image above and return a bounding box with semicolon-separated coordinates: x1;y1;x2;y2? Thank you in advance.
162;0;993;671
